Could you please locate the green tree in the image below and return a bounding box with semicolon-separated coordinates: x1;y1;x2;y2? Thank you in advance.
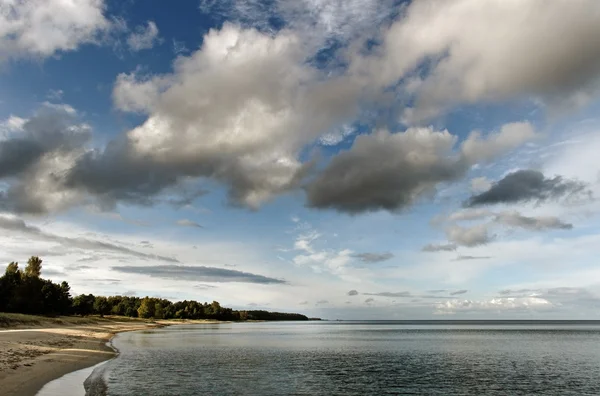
93;296;110;317
6;262;19;275
137;297;155;318
25;256;42;278
72;294;95;316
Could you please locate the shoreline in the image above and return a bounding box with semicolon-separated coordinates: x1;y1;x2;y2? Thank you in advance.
0;317;221;396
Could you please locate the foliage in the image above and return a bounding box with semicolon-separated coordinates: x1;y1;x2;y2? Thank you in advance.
0;257;310;321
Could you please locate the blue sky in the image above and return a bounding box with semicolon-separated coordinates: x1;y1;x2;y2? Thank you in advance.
2;0;600;319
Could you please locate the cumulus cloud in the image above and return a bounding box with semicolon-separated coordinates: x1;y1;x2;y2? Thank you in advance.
78;24;358;210
495;211;573;231
306;123;534;213
347;289;358;296
112;264;286;284
351;0;600;121
0;0;111;61
0;105;91;213
127;21;160;51
352;252;393;263
445;224;491;247
466;170;588;207
422;243;457;252
0;215;178;263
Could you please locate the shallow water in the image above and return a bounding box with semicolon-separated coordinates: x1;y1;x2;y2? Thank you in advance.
82;321;600;395
36;361;106;396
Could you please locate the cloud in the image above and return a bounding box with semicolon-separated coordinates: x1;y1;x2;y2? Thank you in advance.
352;252;393;263
71;23;358;211
445;224;491;247
176;219;203;228
0;215;178;263
422;243;457;252
351;0;600;121
200;0;397;50
111;264;286;284
449;290;468;296
364;298;375;304
460;123;537;164
435;297;553;314
0;0;111;61
347;289;358;296
470;177;492;193
306;123;534;214
363;291;411;298
447;208;493;223
495;211;573;231
466;170;588;207
453;255;490;261
0;105;91;214
127;21;160;51
315;299;329;305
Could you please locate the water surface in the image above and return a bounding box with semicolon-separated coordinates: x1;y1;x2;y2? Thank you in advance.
90;321;600;395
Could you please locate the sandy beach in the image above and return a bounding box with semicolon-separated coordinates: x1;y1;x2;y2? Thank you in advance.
0;316;214;396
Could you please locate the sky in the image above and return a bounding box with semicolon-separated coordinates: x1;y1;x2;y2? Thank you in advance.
1;0;600;319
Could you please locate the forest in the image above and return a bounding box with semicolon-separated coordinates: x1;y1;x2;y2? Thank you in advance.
0;257;309;321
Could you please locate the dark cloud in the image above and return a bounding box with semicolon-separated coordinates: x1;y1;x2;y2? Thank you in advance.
0;106;92;214
305;123;534;214
0;216;178;263
111;264;286;284
305;129;466;214
466;170;588;207
352;252;393;263
176;219;203;228
315;300;329;305
0;108;90;179
422;243;457;252
495;211;573;231
449;289;468;296
453;255;491;261
365;298;375;304
347;289;359;296
364;291;412;298
428;289;448;294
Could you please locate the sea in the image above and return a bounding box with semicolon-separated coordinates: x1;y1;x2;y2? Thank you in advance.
37;321;600;395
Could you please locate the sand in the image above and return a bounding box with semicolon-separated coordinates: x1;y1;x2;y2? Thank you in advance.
0;319;174;396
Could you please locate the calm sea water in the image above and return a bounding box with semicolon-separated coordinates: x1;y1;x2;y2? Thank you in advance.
84;321;600;395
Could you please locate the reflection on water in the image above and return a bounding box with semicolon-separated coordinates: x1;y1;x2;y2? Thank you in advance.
90;321;600;395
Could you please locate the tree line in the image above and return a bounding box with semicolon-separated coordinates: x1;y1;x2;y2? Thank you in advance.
0;257;309;321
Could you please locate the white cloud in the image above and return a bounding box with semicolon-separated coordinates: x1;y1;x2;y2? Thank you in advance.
435;297;553;315
350;0;600;122
109;24;357;208
445;224;491;247
127;21;160;51
470;177;491;193
0;0;111;61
